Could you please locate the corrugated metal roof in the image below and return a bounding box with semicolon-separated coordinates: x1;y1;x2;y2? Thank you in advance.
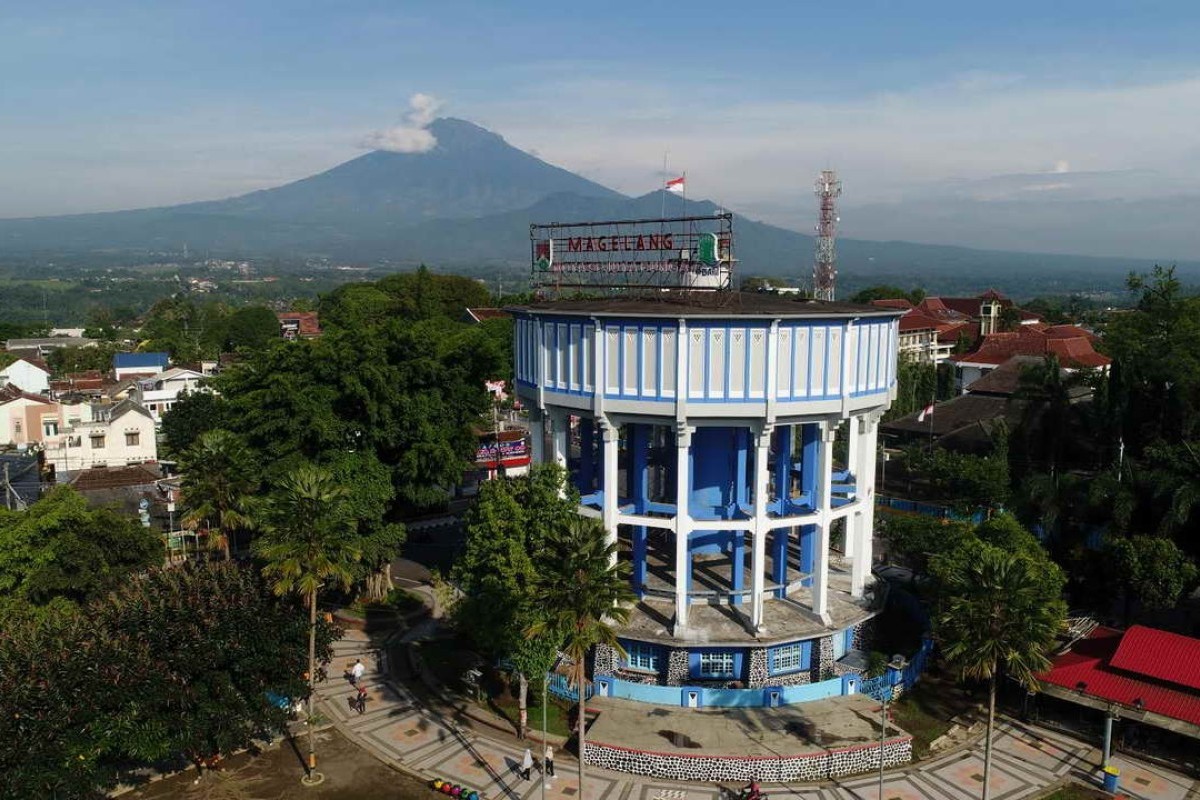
1109;625;1200;692
113;352;170;368
1039;626;1200;727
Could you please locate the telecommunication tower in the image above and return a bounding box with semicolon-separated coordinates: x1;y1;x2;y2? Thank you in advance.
812;170;842;301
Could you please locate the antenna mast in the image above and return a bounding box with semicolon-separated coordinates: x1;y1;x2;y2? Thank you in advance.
812;169;842;301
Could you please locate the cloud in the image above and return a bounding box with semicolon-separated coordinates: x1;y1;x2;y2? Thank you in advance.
363;93;443;153
1052;160;1071;174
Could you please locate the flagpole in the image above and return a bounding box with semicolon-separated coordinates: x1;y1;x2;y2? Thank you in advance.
661;151;668;220
927;397;935;453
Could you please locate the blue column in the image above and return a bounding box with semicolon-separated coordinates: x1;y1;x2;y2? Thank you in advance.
579;418;595;493
771;426;793;598
799;423;819;586
629;424;649;597
731;428;749;604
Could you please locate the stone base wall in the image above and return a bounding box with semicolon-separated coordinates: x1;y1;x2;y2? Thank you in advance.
666;649;690;686
583;737;912;782
813;636;835;682
747;649;768;688
593;644;620;677
771;670;812;686
851;617;876;651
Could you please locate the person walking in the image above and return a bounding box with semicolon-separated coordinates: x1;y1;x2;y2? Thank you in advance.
520;748;533;781
544;744;555;777
354;684;368;714
349;659;365;686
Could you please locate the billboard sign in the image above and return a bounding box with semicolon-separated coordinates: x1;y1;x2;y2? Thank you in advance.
530;213;733;292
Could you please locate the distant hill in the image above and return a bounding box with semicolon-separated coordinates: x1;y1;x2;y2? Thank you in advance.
0;116;1190;295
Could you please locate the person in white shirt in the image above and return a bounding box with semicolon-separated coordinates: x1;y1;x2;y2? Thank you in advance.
350;659;365;685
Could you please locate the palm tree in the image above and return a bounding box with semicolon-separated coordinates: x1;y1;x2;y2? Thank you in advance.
935;547;1065;800
180;430;260;560
527;517;635;795
254;464;361;785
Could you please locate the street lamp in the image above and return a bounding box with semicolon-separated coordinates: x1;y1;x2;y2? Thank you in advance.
542;672;549;800
878;655;908;800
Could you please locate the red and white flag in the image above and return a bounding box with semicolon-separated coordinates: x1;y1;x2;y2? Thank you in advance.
665;176;685;194
917;402;935;422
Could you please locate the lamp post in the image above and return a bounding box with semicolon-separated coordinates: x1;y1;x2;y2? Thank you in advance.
878;655;907;800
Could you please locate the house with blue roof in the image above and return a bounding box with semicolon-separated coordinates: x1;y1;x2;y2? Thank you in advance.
113;352;170;380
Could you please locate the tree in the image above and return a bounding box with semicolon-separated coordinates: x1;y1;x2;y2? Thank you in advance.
161;389;230;458
528;517;635;794
879;513;972;581
0;562;337;798
1106;535;1198;622
454;466;579;738
0;486;161;608
92;562;338;774
224;305;282;352
849;285;925;305
254;464;361;783
933;547;1065;800
329;451;406;603
179;429;261;560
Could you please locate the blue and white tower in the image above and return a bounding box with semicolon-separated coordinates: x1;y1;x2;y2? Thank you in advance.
512;291;902;700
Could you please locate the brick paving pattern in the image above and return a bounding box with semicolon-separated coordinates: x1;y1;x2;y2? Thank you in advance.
317;629;1198;800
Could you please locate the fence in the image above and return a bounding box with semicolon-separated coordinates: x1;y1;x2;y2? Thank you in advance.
547;672;595;702
857;637;935;702
876;495;986;524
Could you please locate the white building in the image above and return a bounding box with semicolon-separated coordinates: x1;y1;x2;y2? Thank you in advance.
45;400;158;474
133;367;206;423
0;358;50;395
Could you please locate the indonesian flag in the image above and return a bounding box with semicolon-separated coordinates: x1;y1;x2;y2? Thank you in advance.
665;176;685;194
917;402;935;422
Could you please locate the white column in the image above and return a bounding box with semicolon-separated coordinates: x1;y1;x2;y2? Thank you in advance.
600;418;619;560
674;423;693;632
550;410;569;469
811;421;837;625
529;408;546;466
851;412;882;598
844;416;860;561
751;425;773;631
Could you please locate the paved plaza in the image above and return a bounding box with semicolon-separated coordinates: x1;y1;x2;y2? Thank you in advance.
316;629;1199;800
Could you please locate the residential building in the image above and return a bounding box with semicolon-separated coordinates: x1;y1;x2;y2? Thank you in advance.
277;311;321;339
0;358;50;395
113;352;170;380
0;386;66;447
5;336;96;361
44;400;158;474
133;366;206;423
950;325;1110;391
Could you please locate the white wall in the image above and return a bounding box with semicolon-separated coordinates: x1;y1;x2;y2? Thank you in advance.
0;359;50;395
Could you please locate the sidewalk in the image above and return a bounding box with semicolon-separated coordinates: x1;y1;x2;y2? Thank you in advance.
317;627;1199;800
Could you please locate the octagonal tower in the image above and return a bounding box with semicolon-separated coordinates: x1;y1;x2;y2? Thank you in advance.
512;291;902;703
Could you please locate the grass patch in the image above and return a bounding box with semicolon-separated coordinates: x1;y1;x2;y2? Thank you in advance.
489;689;574;738
347;588;424;616
889;672;977;759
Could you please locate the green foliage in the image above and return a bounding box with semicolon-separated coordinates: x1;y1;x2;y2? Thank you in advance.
255;463;362;603
975;513;1044;556
0;562;337;798
905;441;1010;514
225;305;281;351
319;266;491;331
46;341;124;374
179;429;261;559
887;360;945;421
161;389;230;457
0;486;161;607
453;465;578;656
879;513;972;579
850;285;926;305
1106;535;1198;615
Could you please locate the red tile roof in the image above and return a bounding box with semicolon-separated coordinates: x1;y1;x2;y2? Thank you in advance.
277;311;322;338
1039;626;1200;727
951;328;1111;369
1109;625;1200;692
898;313;941;332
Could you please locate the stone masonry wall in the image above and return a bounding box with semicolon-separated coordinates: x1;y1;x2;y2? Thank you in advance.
813;636;835;682
666;649;690;686
747;649;768;688
592;644;619;677
583;737;912;782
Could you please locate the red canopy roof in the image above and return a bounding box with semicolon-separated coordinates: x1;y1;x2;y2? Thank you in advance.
1038;626;1200;726
1110;625;1200;692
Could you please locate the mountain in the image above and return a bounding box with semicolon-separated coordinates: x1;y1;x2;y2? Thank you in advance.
0;116;1193;295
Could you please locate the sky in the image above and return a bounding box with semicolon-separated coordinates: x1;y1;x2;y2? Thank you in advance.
6;1;1200;257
